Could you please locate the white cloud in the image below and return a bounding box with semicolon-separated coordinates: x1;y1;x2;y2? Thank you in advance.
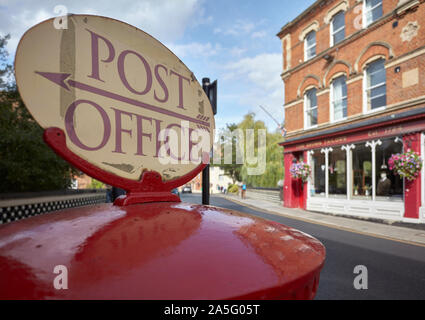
224;53;282;89
229;47;246;57
167;42;221;59
251;30;267;39
0;0;203;57
213;19;255;37
223;53;285;128
0;8;52;55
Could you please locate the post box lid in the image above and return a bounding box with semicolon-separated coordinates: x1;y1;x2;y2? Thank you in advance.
0;202;325;299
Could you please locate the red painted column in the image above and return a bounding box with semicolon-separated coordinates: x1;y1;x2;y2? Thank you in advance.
292;178;302;208
302;150;308;210
403;133;421;219
284;152;306;209
284;152;296;208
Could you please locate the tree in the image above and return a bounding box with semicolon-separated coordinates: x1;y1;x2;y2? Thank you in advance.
214;112;284;188
238;113;284;188
0;34;78;193
89;179;105;189
0;34;12;90
213;123;242;184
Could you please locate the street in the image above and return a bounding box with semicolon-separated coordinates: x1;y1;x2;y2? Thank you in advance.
180;193;425;300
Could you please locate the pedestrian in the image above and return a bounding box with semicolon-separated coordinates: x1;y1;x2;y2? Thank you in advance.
241;183;247;199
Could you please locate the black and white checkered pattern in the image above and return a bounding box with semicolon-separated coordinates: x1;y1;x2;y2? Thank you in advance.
0;194;107;224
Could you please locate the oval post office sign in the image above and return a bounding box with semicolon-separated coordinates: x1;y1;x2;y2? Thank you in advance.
15;15;215;205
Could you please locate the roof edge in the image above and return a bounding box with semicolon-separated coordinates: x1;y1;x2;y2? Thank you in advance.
276;0;324;38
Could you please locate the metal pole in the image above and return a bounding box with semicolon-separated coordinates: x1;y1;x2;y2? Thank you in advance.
202;78;210;205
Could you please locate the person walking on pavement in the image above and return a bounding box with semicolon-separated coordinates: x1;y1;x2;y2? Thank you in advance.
241;183;247;199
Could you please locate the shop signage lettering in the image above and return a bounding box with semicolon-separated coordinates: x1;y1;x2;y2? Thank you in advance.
297;136;347;150
368;125;403;138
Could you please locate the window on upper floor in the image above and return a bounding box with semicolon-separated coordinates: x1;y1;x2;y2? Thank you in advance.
364;0;383;27
331;75;347;122
364;59;386;112
331;11;345;46
304;88;318;128
304;31;316;61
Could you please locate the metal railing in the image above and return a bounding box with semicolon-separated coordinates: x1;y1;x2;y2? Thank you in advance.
245;187;283;204
0;189;107;224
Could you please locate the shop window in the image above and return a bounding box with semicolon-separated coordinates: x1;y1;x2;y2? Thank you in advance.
331;75;347;122
329;147;347;197
304;88;318;128
331;11;345;46
375;138;403;201
304;31;316;61
364;0;383;27
364;59;386;112
310;151;326;197
352;143;372;199
308;137;404;202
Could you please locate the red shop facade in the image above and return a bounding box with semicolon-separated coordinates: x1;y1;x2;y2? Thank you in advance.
281;107;425;224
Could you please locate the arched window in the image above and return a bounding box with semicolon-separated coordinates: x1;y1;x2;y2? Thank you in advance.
364;59;386;112
364;0;383;27
304;88;318;128
331;11;345;46
304;31;316;61
330;75;347;121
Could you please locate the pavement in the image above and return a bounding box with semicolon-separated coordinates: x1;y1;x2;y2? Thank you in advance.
221;193;425;247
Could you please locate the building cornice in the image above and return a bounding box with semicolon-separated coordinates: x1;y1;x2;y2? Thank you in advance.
276;0;327;38
280;104;425;148
278;0;422;79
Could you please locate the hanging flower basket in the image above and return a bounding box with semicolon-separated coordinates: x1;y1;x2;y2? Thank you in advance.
290;161;311;183
388;149;423;181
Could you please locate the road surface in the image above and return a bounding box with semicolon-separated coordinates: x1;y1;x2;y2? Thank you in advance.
180;193;425;299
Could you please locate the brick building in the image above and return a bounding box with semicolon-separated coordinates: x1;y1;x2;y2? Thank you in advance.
278;0;425;223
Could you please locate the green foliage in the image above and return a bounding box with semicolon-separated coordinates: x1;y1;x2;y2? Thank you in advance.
89;179;105;189
238;113;284;188
215;112;284;188
0;34;12;90
0;34;77;193
213;123;242;184
227;184;239;193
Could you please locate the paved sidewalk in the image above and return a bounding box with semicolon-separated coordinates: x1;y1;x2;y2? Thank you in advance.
222;194;425;246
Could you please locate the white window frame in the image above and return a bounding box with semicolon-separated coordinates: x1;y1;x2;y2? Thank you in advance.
363;0;383;28
304;31;316;61
304;88;318;129
330;75;347;123
363;58;386;114
307;150;314;199
310;138;403;201
330;11;345;46
421;133;425;220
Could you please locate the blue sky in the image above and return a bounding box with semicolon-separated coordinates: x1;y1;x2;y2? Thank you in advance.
0;0;315;131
